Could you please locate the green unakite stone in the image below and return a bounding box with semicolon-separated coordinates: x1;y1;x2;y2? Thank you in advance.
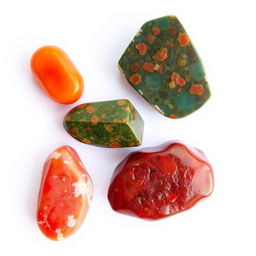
63;99;144;148
118;15;210;119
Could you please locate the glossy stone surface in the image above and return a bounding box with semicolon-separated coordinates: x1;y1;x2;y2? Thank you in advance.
37;146;93;241
31;46;84;104
119;16;210;118
108;141;214;220
63;99;144;148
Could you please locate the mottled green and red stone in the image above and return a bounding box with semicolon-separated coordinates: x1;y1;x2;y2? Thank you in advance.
119;16;210;119
63;99;144;148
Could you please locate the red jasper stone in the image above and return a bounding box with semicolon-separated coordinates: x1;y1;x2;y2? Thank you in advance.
108;142;214;220
37;146;93;241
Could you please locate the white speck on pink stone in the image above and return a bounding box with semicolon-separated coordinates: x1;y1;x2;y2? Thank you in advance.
72;181;88;198
64;160;72;165
55;229;64;241
67;215;77;228
51;152;61;159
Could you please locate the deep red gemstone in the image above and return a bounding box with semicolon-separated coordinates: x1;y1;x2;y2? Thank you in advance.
108;141;214;220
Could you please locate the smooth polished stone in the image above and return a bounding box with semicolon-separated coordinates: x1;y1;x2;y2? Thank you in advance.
118;16;210;118
31;46;84;104
37;146;93;241
108;141;214;220
63;99;144;148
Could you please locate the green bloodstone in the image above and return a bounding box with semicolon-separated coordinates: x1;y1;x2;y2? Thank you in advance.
118;15;210;119
63;99;144;148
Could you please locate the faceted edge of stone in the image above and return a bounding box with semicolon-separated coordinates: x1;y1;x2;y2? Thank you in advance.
63;99;145;148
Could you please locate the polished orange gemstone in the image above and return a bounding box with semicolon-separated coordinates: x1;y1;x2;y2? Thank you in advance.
37;146;93;241
31;46;84;104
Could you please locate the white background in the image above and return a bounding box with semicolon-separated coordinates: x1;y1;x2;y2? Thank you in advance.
0;0;255;255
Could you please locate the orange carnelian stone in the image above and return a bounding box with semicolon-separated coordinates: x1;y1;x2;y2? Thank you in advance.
37;146;93;241
108;141;214;220
31;46;84;104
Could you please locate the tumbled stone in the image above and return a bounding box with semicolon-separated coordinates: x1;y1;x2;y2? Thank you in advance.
37;146;93;241
63;99;144;147
119;16;210;118
108;141;214;219
31;46;84;104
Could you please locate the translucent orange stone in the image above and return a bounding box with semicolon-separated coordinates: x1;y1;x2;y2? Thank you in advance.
31;46;84;104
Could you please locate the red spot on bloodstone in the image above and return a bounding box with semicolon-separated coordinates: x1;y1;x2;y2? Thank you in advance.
110;142;121;148
129;73;141;86
131;63;139;73
189;84;205;95
91;116;99;125
169;42;174;47
178;33;190;47
135;43;148;55
169;26;177;36
169;114;177;119
171;72;186;86
153;47;168;61
152;26;160;35
142;63;154;72
71;128;78;133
